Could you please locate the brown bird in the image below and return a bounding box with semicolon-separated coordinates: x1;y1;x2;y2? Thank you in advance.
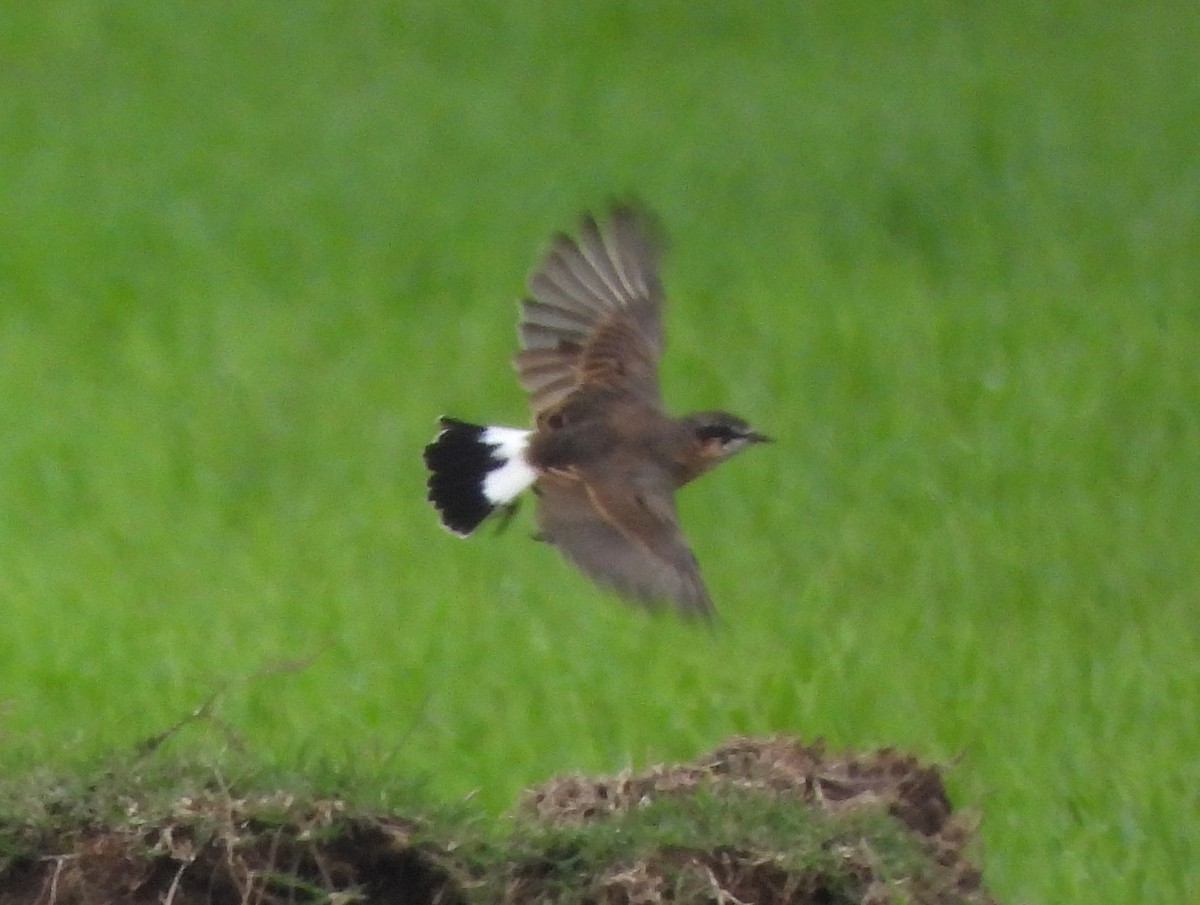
423;206;769;617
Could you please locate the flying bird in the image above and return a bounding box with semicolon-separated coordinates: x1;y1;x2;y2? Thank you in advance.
423;207;769;617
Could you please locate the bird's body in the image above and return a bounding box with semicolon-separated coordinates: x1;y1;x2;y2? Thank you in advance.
423;207;768;617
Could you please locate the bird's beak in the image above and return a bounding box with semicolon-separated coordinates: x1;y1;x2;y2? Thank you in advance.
747;431;773;444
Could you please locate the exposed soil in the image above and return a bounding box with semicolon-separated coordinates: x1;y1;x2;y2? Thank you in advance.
0;736;994;905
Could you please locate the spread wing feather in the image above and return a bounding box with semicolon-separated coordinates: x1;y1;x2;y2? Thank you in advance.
534;475;714;618
515;207;665;419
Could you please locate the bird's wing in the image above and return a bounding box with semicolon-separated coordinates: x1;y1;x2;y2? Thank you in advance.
534;472;714;618
514;207;665;421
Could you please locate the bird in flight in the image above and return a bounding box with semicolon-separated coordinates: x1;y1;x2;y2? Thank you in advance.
423;206;769;618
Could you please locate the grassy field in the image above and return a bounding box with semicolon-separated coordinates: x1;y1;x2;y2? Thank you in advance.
1;2;1198;902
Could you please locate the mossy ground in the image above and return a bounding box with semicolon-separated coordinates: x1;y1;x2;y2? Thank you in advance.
0;736;988;905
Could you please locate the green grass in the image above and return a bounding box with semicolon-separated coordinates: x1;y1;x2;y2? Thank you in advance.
1;2;1198;903
494;788;936;905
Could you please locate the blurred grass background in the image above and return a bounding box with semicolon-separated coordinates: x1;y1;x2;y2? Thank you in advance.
1;2;1198;902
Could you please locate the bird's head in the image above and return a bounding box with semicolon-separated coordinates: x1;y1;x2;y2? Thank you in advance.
681;410;771;477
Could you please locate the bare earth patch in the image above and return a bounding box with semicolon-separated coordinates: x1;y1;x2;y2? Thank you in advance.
0;736;995;905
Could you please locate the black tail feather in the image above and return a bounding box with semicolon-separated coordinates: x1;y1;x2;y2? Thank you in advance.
423;418;497;535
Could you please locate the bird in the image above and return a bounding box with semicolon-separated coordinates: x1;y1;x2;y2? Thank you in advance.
422;206;770;618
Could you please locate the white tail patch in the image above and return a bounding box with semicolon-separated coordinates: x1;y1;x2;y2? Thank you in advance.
481;426;536;505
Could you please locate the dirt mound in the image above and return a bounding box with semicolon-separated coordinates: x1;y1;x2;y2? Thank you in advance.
516;736;988;905
0;736;993;905
0;795;448;905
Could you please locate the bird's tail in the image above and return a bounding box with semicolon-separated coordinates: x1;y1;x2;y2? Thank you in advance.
423;418;536;535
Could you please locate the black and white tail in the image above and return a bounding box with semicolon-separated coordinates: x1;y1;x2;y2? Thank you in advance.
423;417;536;535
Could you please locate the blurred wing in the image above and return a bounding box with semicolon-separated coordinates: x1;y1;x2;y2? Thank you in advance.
515;207;665;419
534;474;714;618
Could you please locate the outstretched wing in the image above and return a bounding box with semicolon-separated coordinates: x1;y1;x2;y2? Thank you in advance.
514;207;666;420
533;472;714;618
